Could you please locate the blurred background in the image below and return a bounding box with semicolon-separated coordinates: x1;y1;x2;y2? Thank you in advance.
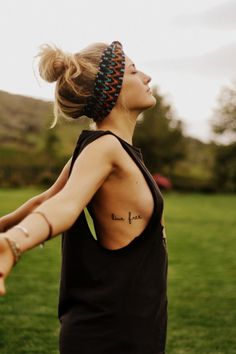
0;0;235;191
0;1;235;353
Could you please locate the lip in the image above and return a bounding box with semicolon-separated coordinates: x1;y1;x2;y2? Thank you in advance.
146;87;151;93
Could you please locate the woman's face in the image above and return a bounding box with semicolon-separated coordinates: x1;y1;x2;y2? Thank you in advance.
117;55;156;113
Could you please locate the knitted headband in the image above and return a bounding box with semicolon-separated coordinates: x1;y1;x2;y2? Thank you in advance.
82;40;126;121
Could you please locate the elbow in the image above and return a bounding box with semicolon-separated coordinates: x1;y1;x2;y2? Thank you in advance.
32;192;47;207
62;199;82;230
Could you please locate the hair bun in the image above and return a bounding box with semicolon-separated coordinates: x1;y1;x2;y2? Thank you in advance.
36;43;70;83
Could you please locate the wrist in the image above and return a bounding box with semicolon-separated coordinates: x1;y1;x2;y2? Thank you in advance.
5;210;53;253
0;234;21;267
5;227;43;253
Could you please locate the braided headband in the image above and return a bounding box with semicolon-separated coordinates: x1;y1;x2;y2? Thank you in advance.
82;40;125;121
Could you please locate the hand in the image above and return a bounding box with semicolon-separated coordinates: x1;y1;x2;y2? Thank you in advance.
0;234;15;296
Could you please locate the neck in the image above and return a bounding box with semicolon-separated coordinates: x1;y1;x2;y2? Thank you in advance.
96;108;141;145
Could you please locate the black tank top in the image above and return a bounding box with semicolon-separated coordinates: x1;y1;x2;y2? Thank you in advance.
58;129;168;354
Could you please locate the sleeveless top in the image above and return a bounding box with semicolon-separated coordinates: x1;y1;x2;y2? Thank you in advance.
58;129;168;354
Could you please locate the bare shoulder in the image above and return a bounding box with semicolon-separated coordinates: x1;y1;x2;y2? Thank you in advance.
83;133;122;151
59;134;123;208
80;133;122;166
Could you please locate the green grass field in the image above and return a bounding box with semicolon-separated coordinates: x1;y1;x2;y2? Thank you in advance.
0;188;235;354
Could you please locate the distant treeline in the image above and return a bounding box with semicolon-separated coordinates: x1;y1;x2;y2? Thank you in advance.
0;87;235;193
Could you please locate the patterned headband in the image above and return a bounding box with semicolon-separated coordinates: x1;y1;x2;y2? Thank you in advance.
82;40;126;121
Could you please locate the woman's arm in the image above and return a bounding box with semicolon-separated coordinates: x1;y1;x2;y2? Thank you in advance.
0;157;72;232
0;135;120;295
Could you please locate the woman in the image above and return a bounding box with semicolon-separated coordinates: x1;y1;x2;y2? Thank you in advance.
0;40;168;354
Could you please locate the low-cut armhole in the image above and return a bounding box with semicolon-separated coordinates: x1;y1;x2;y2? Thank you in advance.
79;130;160;256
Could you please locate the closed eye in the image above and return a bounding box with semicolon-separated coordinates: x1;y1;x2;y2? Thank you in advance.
128;63;138;74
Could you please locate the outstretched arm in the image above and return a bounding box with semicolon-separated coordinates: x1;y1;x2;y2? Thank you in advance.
0;135;120;295
0;157;72;232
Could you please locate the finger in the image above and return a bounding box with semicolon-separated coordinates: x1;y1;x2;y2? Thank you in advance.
0;278;6;296
0;273;6;296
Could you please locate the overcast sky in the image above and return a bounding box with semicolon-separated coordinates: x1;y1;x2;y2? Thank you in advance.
1;0;235;143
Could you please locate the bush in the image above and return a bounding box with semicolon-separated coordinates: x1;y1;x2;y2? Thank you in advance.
171;174;217;193
213;143;236;193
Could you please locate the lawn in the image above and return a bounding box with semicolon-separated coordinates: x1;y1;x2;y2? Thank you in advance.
0;188;235;354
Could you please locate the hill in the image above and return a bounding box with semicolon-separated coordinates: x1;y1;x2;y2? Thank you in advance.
0;89;90;156
0;89;217;190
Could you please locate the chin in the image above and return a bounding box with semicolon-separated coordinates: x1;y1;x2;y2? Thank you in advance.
150;95;157;106
133;97;157;113
145;96;156;109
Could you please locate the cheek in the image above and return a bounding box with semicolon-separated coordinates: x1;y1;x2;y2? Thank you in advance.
121;79;154;109
122;79;144;104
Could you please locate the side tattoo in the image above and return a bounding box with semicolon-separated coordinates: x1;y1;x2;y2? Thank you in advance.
128;211;142;224
111;212;142;224
111;213;125;221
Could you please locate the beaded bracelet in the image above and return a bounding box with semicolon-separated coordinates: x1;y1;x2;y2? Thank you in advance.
1;211;53;268
3;236;21;267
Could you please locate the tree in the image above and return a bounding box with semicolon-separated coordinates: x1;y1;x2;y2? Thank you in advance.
133;85;186;176
211;81;236;192
211;80;236;141
213;143;236;193
43;129;60;158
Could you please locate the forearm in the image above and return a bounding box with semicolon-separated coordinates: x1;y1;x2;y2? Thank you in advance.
0;194;44;232
0;157;72;232
5;193;79;254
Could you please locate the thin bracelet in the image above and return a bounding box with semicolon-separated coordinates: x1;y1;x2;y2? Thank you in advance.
30;211;53;247
11;223;46;249
7;211;53;250
12;224;45;250
3;236;21;267
13;225;30;238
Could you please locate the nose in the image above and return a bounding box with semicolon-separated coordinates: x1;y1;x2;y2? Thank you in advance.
143;72;151;84
146;75;151;84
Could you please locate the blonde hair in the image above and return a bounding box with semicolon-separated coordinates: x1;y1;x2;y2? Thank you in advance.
35;42;110;128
